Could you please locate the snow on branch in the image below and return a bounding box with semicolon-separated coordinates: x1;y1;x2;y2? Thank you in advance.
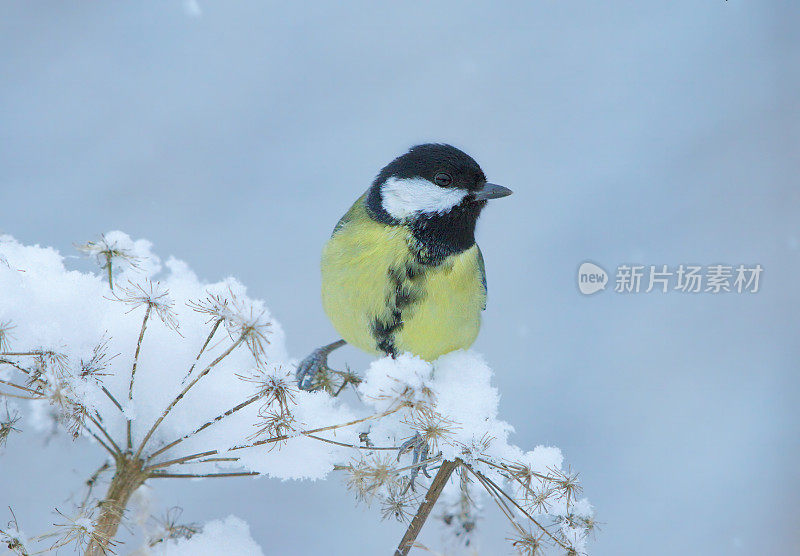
0;232;594;555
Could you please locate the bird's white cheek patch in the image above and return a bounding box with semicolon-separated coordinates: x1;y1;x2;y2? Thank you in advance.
381;177;468;220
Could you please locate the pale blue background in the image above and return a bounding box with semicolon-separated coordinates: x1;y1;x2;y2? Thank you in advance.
1;2;798;554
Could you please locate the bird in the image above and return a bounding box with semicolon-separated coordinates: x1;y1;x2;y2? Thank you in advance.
296;143;512;391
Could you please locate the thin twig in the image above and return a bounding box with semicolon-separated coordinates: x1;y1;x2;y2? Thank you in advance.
100;386;124;414
0;358;31;374
305;405;404;436
86;414;123;456
128;305;152;450
304;434;400;451
180;457;240;464
0;379;42;395
0;391;42;400
230;404;405;452
145;450;219;471
86;430;117;458
181;318;222;383
468;465;522;522
463;463;569;550
149;471;259;479
79;462;111;510
134;334;246;459
147;405;407;471
147;392;263;461
477;456;582;528
477;457;553;483
105;252;114;290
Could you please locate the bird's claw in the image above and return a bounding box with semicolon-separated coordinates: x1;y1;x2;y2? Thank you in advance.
296;347;331;391
296;340;347;391
397;433;430;493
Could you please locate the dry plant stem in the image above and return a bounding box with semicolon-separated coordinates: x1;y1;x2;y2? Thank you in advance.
0;358;30;374
149;471;259;479
146;449;219;471
0;379;41;395
463;463;568;550
150;435;404;473
104;253;114;290
100;385;124;413
87;431;117;457
147;392;264;461
395;458;460;556
84;457;148;556
230;403;405;452
86;414;123;456
303;405;403;436
128;305;152;401
148;405;408;471
134;334;245;459
0;391;42;400
182;456;240;464
182;318;222;382
477;457;552;483
470;468;532;543
464;464;562;551
304;433;400;451
80;462;112;510
474;457;577;545
128;305;152;450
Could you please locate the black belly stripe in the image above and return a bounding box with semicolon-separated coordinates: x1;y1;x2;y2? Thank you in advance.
370;261;427;356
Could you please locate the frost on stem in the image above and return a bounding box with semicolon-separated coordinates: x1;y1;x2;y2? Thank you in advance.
509;530;546;556
188;287;271;364
0;508;29;556
344;454;405;505
249;409;296;446
146;507;201;547
0;349;91;441
242;365;299;447
112;280;180;333
0;320;15;352
78;337;117;382
381;482;418;523
403;407;458;457
0;403;22;448
48;507;118;554
77;233;142;290
236;365;297;416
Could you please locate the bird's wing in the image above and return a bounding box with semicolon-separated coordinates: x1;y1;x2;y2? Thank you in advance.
477;245;487;310
331;190;369;237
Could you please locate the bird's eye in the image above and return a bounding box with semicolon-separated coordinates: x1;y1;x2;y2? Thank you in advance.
433;172;453;187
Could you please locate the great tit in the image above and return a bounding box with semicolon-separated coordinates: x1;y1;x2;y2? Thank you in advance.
296;143;511;390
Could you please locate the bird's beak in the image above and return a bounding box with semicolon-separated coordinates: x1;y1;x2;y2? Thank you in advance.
472;182;513;201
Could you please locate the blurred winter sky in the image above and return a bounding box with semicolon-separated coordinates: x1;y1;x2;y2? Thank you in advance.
1;2;798;555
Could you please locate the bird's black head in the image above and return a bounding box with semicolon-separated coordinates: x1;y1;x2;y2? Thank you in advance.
366;144;511;263
377;143;487;193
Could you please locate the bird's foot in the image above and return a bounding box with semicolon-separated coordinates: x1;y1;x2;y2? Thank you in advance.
296;339;347;391
397;433;431;493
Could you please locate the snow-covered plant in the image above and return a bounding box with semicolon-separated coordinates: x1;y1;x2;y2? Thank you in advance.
0;232;595;555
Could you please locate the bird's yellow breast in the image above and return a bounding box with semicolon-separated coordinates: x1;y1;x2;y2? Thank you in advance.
320;200;485;361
